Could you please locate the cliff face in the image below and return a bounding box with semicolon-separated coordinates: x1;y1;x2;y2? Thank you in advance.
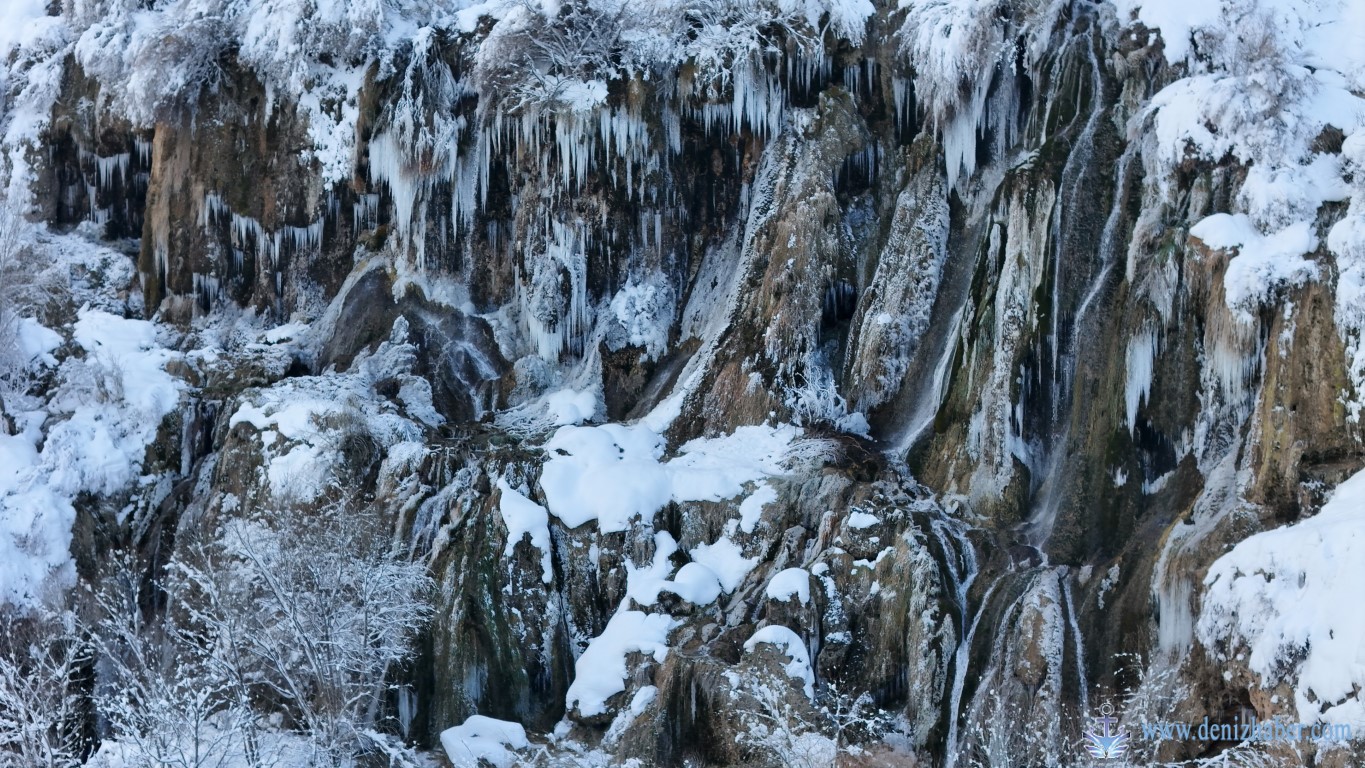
3;0;1365;765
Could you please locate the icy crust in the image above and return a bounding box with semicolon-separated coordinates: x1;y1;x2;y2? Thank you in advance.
1197;468;1365;728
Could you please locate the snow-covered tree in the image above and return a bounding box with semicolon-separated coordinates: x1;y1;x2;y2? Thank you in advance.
171;504;435;765
0;610;89;768
474;0;625;115
86;502;434;767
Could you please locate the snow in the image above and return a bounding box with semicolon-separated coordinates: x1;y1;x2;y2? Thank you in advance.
226;319;430;503
71;309;180;423
625;531;726;607
16;318;61;366
743;625;815;699
737;482;777;534
538;422;798;533
1121;0;1365;324
625;531;680;607
440;715;530;768
765;568;812;605
496;480;553;584
565;610;678;718
847;510;879;529
539;424;672;531
1190;214;1319;319
664;562;724;605
607;280;673;360
1;309;181;608
1108;0;1222;64
543;387;598;426
1198;468;1365;727
689;536;757;593
0;0;51;58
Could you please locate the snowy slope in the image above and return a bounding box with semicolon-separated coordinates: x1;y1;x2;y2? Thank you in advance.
1199;468;1365;727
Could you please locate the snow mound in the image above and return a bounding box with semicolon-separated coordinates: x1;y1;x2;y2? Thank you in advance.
565;610;678;718
440;715;530;768
539;422;799;533
744;624;815;699
765;568;812;605
1198;468;1365;727
1190;214;1319;319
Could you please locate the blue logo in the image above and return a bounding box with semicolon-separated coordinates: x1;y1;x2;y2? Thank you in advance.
1084;702;1129;760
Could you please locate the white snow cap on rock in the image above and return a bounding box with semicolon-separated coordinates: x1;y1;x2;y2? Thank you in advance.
496;480;553;583
765;568;812;605
744;624;815;699
1198;468;1365;728
440;715;529;768
538;422;798;533
565;610;678;718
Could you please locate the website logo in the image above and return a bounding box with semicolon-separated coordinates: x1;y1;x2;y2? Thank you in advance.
1084;702;1129;760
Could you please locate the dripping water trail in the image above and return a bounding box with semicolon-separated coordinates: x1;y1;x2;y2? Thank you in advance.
943;574;1000;768
1023;17;1109;549
925;514;977;768
1060;568;1089;716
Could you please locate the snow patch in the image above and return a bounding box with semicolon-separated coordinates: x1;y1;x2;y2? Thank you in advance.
565;610;678;718
744;625;815;699
765;568;812;605
496;480;553;584
440;715;530;768
1198;468;1365;727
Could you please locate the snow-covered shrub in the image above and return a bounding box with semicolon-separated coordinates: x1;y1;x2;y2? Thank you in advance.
733;671;835;768
683;0;816;86
93;504;435;767
91;553;261;768
0;203;61;382
182;506;434;763
1131;0;1364;318
605;278;674;360
731;671;890;768
474;0;623;115
785;363;869;436
957;686;1056;768
70;1;216;124
0;208;27;381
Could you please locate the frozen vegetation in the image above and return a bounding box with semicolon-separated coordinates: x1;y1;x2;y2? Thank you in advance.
1;0;1365;766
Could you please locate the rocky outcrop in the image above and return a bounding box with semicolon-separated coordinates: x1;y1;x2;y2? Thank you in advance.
6;0;1363;765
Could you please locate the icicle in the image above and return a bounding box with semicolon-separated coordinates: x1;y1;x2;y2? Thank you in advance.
134;137;152;167
353;193;380;232
94;153;131;193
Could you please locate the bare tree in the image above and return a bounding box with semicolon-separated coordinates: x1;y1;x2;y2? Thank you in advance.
0;610;90;768
171;504;435;766
87;501;434;767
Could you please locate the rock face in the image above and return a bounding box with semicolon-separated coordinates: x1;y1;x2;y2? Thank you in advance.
4;0;1365;765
